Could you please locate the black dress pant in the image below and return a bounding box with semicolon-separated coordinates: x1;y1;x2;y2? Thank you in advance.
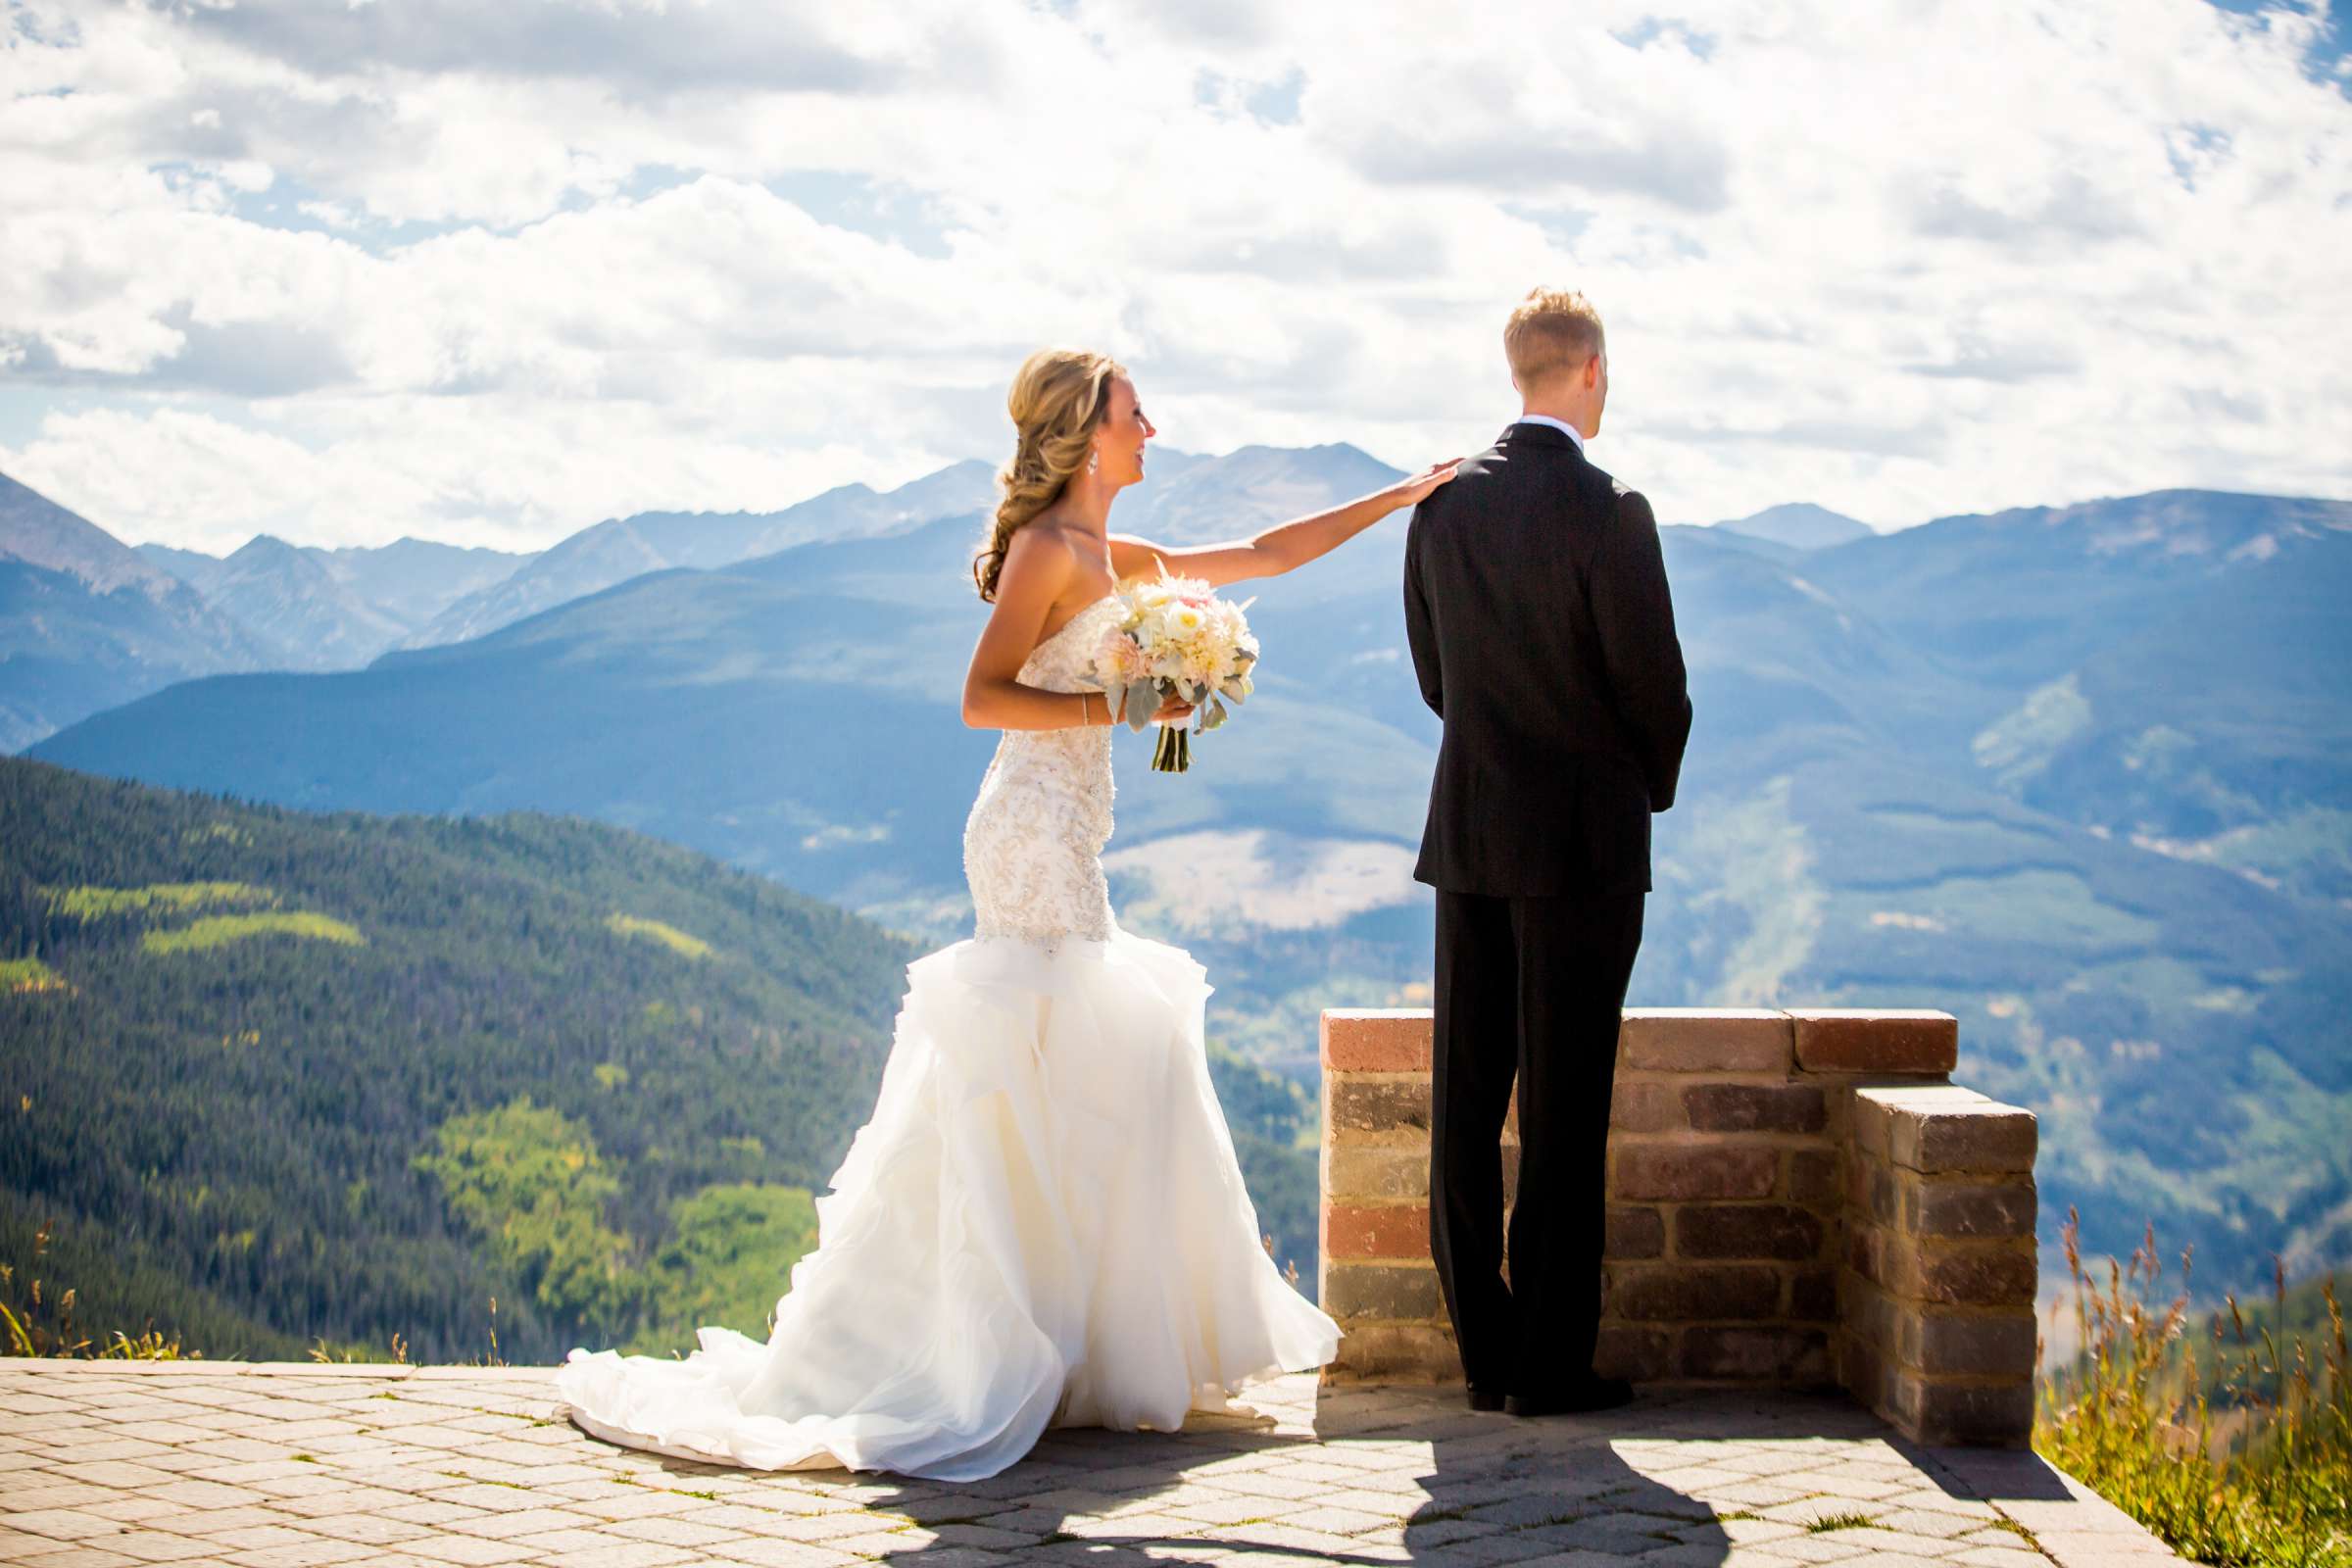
1429;887;1644;1396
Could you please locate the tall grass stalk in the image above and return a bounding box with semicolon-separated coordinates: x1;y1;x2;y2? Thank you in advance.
0;1219;191;1359
2;1216;503;1366
2036;1207;2349;1568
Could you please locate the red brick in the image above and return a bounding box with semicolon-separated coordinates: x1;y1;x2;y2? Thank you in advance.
1325;1075;1431;1135
1909;1178;2036;1239
1842;1269;1900;1350
1613;1145;1779;1200
1604;1205;1665;1260
1325;1322;1460;1383
1676;1203;1825;1261
1894;1375;2034;1447
1684;1083;1827;1134
1789;1149;1840;1205
1322;1202;1429;1261
1919;1245;2038;1308
1845;1147;1879;1209
1895;1105;2038;1175
1607;1264;1782;1321
1860;1161;1899;1226
1323;1143;1428;1201
1609;1080;1687;1133
1846;1224;1887;1288
1789;1268;1838;1322
1322;1262;1443;1321
1907;1311;2038;1378
1788;1008;1958;1074
1854;1228;2037;1307
1619;1009;1792;1073
1321;1009;1433;1073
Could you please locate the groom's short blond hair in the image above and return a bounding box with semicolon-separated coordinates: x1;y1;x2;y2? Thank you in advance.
1504;288;1605;387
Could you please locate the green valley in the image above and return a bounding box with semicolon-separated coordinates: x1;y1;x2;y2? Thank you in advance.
0;756;1327;1361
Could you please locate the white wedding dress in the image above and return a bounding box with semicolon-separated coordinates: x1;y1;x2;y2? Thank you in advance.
555;594;1341;1481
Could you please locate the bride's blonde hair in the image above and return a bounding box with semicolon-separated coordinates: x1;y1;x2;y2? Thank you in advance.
973;347;1125;602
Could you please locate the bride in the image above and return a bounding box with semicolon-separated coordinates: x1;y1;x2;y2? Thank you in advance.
556;348;1458;1482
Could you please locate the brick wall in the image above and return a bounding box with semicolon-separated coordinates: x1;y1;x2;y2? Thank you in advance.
1317;1006;2039;1446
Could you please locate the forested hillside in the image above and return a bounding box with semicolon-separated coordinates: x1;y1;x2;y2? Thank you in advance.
0;758;1318;1361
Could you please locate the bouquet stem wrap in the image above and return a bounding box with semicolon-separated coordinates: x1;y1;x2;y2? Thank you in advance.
1152;725;1191;773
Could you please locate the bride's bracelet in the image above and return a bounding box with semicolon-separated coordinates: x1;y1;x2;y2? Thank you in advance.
1076;691;1092;727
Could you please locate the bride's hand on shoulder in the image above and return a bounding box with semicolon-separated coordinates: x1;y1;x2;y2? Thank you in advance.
1392;459;1463;508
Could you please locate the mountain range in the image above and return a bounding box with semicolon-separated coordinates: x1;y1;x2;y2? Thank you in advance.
136;534;526;670
0;473;270;754
392;460;1006;649
2;464;1039;742
10;450;2350;1310
4;455;1866;726
1715;501;1874;552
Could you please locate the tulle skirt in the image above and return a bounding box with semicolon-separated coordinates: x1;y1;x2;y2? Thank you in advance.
554;928;1342;1481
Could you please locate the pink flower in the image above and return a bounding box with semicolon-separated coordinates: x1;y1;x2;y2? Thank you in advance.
1096;628;1149;682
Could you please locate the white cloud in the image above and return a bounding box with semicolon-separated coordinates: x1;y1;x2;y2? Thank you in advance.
1;0;2346;550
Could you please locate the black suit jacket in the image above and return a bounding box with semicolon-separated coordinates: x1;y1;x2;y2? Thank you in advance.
1404;421;1692;897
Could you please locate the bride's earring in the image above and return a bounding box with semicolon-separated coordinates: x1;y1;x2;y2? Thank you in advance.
1087;448;1099;475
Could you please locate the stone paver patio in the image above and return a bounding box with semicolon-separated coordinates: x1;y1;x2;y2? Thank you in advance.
1;1360;2181;1567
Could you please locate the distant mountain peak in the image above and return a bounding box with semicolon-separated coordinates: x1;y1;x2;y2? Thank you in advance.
835;481;880;498
0;469;218;604
0;471;270;748
227;533;311;564
344;535;533;564
1716;502;1874;551
1189;440;1391;472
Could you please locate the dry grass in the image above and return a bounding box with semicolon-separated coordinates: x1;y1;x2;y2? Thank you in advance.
2036;1207;2350;1567
0;1219;192;1359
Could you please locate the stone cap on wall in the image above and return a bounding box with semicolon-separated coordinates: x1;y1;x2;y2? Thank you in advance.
1322;1006;1961;1078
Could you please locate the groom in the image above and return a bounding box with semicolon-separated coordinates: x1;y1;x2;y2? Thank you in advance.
1402;287;1692;1416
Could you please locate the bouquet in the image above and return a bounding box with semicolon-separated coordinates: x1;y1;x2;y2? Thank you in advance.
1086;573;1257;773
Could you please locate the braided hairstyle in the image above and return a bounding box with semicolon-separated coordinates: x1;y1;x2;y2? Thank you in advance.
973;347;1125;602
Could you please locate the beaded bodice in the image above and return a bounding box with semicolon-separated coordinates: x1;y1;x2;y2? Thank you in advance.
961;596;1123;944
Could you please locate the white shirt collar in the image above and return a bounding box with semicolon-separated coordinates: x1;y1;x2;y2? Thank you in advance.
1513;413;1587;454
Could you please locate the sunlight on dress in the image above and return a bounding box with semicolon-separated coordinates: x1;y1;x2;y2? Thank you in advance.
554;595;1341;1481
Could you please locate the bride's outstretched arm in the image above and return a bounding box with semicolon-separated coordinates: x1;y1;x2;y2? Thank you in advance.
1108;460;1459;588
960;525;1188;731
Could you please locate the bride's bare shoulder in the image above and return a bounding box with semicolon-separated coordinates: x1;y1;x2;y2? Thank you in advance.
1005;515;1087;567
994;516;1082;598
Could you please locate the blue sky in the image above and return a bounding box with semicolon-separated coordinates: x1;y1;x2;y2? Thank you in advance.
2;0;2346;552
2209;0;2352;69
